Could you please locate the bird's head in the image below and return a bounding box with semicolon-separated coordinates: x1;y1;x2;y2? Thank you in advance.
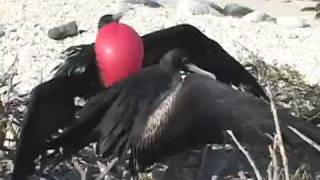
160;49;216;79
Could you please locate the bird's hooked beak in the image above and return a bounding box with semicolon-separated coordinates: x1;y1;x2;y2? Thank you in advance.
184;63;216;79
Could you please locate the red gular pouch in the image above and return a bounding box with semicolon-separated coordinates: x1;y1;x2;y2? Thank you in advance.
95;22;144;86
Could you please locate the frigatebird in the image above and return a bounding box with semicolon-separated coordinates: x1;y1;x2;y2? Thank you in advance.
45;49;320;179
44;49;217;176
13;15;268;179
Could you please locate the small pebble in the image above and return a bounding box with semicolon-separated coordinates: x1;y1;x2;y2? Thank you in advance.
223;3;253;18
177;0;223;16
0;31;5;38
300;7;315;12
316;12;320;19
48;21;78;40
315;2;320;12
122;0;162;8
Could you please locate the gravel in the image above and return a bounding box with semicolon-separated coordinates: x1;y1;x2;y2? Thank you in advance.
1;0;320;101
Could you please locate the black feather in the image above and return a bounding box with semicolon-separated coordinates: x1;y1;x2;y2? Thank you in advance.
46;82;124;154
53;44;96;77
13;76;79;180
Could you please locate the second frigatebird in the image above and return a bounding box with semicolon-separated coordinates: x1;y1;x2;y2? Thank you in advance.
45;49;320;179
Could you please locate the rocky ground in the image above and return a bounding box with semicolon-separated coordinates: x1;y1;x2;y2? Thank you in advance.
1;0;320;97
1;0;320;179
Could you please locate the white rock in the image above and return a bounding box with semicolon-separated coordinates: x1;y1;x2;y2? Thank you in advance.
120;0;161;8
176;0;223;16
242;11;275;23
154;0;177;8
223;3;253;18
276;16;309;28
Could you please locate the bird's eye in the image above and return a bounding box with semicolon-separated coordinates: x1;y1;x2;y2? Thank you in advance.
182;57;189;64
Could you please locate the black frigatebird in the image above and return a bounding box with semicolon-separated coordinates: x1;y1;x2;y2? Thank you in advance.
12;15;268;179
44;48;218;176
55;21;268;100
45;49;320;179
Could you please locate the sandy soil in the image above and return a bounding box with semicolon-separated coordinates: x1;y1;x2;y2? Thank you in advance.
0;0;320;98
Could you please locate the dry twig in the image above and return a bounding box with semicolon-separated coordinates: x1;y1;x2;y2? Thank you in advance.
288;126;320;152
226;130;262;180
0;52;19;83
267;84;290;180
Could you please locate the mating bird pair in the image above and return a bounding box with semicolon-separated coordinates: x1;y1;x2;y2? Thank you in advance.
12;16;320;180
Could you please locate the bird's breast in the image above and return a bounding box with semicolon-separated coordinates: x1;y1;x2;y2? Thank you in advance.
142;82;183;141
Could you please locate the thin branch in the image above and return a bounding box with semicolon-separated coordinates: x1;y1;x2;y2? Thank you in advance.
267;161;273;180
7;120;18;141
273;136;281;180
4;73;19;146
0;52;19;83
269;138;280;180
226;130;262;180
288;125;320;152
267;84;290;180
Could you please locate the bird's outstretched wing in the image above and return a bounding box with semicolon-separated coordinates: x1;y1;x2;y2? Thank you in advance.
133;74;320;171
142;24;269;100
44;82;124;156
43;66;174;175
44;67;166;156
13;44;100;179
184;74;320;143
13;76;79;179
13;14;115;180
53;24;268;100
